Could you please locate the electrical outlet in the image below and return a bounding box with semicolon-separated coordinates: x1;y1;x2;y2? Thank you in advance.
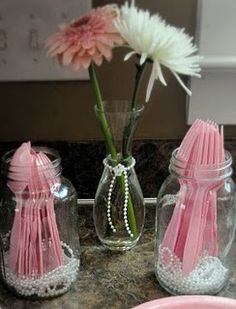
0;0;92;81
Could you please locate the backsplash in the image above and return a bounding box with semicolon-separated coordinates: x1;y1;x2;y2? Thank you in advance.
0;140;236;198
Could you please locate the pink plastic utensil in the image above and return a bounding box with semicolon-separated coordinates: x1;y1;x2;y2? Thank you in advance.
27;152;43;277
203;124;224;256
161;120;203;253
8;143;63;278
160;119;225;275
182;122;225;274
8;142;32;274
36;151;63;271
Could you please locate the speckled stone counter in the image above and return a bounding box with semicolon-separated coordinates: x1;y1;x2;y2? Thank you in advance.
0;203;236;309
0;140;236;199
0;140;180;198
0;140;236;308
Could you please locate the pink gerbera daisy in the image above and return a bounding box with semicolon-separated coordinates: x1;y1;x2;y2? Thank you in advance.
46;5;124;70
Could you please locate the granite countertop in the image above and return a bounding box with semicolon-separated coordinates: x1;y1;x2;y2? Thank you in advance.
0;140;236;308
0;203;236;309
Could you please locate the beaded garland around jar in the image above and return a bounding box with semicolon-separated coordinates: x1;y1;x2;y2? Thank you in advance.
105;158;136;237
0;143;80;299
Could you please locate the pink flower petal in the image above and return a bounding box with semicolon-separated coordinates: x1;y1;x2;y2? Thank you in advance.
49;42;71;57
107;33;124;45
96;42;112;59
81;39;95;49
77;48;86;57
46;40;64;55
93;55;103;66
46;5;123;70
62;46;78;65
71;56;81;71
88;47;96;55
96;35;113;47
80;56;91;69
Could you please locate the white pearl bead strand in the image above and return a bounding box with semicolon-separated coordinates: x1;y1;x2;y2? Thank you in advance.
4;242;79;298
103;157;136;237
157;245;228;295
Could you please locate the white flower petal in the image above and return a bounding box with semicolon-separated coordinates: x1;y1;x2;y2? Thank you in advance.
140;53;147;65
146;62;158;102
124;51;136;61
115;1;201;100
156;61;167;86
171;70;192;96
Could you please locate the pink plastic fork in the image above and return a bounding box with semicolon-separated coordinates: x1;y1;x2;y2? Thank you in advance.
202;125;224;256
182;123;225;275
161;120;203;252
160;119;225;275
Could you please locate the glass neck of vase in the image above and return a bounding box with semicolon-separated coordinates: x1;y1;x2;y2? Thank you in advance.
95;100;144;160
105;154;135;168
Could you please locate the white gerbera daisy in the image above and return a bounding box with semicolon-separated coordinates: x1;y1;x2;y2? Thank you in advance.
115;0;201;102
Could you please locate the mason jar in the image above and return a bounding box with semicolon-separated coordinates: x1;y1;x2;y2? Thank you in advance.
0;145;80;299
155;148;236;295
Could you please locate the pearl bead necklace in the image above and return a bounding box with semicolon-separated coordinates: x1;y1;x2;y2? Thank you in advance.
4;241;79;298
157;245;228;295
103;157;136;238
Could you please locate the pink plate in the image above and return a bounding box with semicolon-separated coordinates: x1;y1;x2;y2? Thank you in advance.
132;296;236;309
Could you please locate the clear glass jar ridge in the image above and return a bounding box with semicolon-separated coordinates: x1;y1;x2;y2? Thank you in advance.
0;147;80;299
155;149;236;295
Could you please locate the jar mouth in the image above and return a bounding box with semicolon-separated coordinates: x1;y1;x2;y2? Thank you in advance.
94;100;144;115
1;146;62;184
2;146;61;167
169;148;232;181
104;154;135;167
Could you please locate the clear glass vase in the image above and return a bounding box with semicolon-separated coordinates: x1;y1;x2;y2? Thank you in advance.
94;101;145;251
0;146;80;299
155;148;236;295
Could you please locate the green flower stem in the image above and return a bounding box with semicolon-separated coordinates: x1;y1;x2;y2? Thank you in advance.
88;63;138;239
88;63;117;161
123;62;147;159
131;62;147;110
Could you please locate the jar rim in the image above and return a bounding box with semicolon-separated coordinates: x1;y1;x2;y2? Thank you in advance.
1;147;62;186
94;100;144;114
1;146;61;169
103;154;135;168
169;148;233;180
